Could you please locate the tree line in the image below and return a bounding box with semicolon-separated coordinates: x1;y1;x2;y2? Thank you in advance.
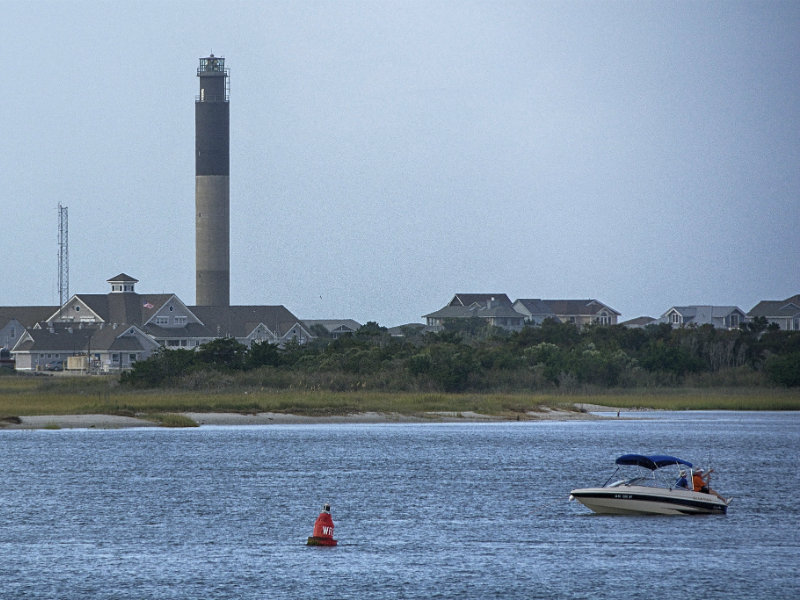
120;317;800;391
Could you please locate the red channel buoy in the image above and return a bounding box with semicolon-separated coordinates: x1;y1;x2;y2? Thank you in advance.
307;503;338;546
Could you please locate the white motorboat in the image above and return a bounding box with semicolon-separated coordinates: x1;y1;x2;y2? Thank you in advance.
569;454;729;515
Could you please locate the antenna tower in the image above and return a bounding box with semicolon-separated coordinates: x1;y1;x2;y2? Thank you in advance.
58;203;69;305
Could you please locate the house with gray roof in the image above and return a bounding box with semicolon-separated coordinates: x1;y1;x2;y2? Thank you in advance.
303;320;362;339
45;274;213;350
1;306;57;352
8;273;311;372
747;294;800;331
511;299;557;325
620;316;657;329
512;299;620;328
11;322;160;372
424;294;525;331
192;305;313;346
659;305;746;329
447;293;514;309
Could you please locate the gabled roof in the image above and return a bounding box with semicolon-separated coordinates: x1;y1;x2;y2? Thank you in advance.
190;305;303;338
12;325;94;352
423;306;477;319
449;294;512;308
747;294;800;318
424;304;524;320
89;324;159;352
620;316;657;328
11;323;156;353
304;320;362;334
513;299;556;315
57;293;175;326
0;306;59;328
538;299;620;316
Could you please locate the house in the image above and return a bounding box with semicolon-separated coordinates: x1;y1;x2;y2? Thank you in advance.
512;299;620;328
43;274;213;351
659;305;746;329
0;306;57;352
620;316;657;329
11;322;160;372
511;299;557;325
303;319;362;339
192;305;313;346
424;294;525;332
387;323;428;337
747;294;800;331
8;273;311;372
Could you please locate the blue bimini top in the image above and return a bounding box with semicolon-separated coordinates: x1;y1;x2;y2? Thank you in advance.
615;454;693;471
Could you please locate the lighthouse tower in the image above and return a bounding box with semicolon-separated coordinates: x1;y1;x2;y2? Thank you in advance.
195;54;230;306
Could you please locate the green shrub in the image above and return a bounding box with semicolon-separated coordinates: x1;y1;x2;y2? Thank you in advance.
765;352;800;387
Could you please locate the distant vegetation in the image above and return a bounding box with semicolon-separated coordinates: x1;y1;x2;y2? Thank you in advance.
117;317;800;392
2;318;799;420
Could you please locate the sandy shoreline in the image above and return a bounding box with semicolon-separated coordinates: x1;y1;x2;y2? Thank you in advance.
0;405;614;430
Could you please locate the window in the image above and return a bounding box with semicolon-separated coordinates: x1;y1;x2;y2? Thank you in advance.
156;317;169;325
129;354;137;362
112;354;120;363
670;312;681;324
74;305;80;312
175;316;187;325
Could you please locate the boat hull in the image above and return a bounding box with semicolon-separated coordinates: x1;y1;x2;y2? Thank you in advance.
569;486;727;515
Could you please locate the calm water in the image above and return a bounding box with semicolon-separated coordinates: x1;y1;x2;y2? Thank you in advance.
1;412;798;599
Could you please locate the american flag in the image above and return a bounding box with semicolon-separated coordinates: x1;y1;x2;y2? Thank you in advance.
143;302;154;309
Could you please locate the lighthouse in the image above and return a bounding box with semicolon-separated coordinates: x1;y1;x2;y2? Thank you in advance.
195;54;230;306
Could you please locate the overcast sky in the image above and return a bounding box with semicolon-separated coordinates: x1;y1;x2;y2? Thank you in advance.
2;1;798;326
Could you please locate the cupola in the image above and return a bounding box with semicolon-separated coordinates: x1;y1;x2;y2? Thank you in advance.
107;273;139;294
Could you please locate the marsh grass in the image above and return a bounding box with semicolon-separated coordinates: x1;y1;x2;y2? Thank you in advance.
0;377;798;419
145;413;200;428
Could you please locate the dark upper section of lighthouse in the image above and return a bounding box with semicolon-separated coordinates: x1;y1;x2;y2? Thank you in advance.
195;54;229;176
196;55;229;102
